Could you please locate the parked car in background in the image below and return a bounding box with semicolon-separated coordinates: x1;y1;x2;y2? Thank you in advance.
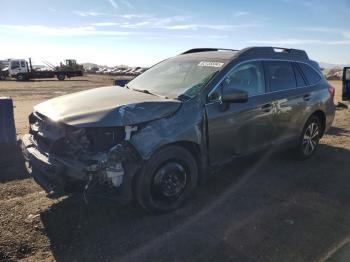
22;47;335;213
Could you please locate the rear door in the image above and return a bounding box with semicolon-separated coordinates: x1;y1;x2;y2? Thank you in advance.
205;61;274;165
343;67;350;100
264;61;309;145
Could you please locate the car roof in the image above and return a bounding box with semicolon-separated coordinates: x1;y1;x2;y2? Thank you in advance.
179;47;310;63
179;50;238;60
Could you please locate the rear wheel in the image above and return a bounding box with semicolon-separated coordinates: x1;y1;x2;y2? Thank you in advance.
296;116;321;159
0;74;5;81
134;145;198;213
57;74;65;81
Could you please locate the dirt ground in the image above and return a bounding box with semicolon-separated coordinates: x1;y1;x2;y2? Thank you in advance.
0;76;349;262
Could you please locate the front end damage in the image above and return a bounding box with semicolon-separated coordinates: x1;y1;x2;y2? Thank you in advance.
22;111;142;204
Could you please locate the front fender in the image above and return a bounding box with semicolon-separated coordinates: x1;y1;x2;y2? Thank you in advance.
130;101;204;160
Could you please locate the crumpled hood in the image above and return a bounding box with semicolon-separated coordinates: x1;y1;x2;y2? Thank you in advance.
34;86;182;127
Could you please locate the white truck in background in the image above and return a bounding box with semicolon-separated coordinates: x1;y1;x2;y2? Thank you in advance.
4;58;84;81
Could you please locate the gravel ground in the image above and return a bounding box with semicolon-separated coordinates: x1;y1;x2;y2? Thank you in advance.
0;77;349;262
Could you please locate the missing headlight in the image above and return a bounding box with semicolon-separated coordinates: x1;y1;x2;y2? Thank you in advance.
86;127;126;152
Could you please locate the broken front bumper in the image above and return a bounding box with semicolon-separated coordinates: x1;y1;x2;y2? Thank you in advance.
21;134;141;203
22;133;91;193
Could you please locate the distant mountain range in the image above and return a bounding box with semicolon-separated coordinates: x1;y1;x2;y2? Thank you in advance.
319;62;349;69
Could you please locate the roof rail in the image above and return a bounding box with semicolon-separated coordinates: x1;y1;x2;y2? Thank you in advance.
181;48;239;55
236;47;309;60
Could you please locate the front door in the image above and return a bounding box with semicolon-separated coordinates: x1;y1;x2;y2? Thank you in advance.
343;67;350;100
9;60;21;76
205;61;274;166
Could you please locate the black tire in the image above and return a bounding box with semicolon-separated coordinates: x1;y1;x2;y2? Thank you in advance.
0;74;5;81
57;74;65;81
296;116;321;160
134;145;198;213
16;74;26;81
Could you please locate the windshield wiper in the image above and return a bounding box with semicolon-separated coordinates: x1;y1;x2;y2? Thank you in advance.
131;88;169;99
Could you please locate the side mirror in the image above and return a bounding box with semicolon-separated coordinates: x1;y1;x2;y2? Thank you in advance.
221;88;248;103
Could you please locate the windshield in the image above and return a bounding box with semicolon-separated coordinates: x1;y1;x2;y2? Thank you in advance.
127;57;226;99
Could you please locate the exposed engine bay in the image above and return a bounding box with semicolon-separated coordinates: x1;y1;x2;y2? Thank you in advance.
25;110;141;194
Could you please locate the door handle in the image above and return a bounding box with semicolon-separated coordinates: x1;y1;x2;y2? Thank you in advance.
303;94;311;101
261;103;273;112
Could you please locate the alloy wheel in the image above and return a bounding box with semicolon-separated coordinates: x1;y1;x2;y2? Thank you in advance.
302;122;320;155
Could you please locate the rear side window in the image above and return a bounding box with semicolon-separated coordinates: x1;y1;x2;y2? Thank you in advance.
292;63;307;87
299;63;321;85
265;61;296;91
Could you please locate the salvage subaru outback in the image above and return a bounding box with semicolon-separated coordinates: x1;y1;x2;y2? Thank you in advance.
22;47;335;213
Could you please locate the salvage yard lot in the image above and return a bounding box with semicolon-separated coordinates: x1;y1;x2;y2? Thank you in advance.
0;76;349;261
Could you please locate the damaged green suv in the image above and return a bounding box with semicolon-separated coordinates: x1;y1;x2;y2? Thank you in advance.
22;47;335;213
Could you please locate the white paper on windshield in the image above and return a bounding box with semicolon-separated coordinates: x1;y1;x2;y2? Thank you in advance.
197;61;224;68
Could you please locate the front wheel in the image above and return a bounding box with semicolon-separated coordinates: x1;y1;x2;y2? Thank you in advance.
296;116;321;160
134;145;198;213
16;74;26;81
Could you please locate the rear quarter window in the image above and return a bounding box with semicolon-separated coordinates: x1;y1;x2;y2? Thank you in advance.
298;63;322;85
292;63;307;87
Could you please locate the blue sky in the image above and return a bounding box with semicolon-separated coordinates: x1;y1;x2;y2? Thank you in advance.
0;0;349;66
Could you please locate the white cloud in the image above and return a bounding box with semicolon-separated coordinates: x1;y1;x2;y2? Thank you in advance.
121;14;152;19
74;11;107;17
161;24;233;31
91;22;118;27
163;23;260;31
74;11;152;19
233;11;250;17
0;24;132;37
71;11;261;32
117;14;259;31
248;39;350;45
120;0;133;8
342;31;350;39
108;0;118;9
0;41;159;67
289;27;350;41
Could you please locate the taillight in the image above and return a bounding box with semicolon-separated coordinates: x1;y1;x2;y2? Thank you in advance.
328;85;335;98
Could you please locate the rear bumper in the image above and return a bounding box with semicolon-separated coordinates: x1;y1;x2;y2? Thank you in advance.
325;111;335;134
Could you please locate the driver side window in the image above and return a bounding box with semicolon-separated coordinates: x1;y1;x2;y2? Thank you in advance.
222;61;265;96
11;61;20;70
